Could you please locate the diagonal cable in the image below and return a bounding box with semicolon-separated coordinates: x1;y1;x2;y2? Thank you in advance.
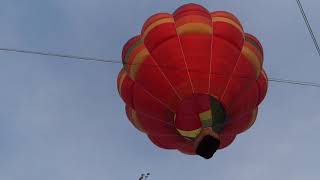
0;48;119;64
296;0;320;56
268;77;320;88
1;47;320;88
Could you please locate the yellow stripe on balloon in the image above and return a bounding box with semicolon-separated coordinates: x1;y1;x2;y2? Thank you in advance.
199;110;212;121
142;18;175;39
177;128;201;138
244;109;258;132
129;49;149;80
242;46;262;77
118;71;127;96
199;109;213;128
176;23;212;35
212;16;243;34
131;110;145;133
175;15;212;27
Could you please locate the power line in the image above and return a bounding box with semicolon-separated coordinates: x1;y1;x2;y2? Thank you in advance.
1;47;320;88
0;48;119;64
296;0;320;56
269;78;320;88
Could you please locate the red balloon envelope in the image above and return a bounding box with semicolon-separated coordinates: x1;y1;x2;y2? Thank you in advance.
117;3;268;156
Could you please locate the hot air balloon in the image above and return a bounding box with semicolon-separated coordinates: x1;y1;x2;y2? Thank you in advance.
117;3;268;159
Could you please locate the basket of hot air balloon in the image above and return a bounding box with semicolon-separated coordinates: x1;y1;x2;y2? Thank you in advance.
117;3;268;159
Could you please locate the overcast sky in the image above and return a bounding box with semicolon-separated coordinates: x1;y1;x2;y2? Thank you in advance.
0;0;320;179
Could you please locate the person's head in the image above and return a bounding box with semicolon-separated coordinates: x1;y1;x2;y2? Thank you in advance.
196;135;220;159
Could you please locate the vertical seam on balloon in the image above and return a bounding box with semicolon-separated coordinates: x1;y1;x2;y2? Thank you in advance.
173;18;195;94
219;47;243;107
140;39;182;101
208;19;215;94
219;30;246;103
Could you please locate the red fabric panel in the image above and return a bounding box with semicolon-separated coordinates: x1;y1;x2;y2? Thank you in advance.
233;53;257;78
148;135;174;149
143;23;177;52
211;37;240;75
220;78;254;113
175;10;210;19
175;10;211;21
219;134;236;149
178;144;196;155
132;83;179;136
172;4;212;94
228;81;259;117
149;36;193;98
136;112;177;136
223;110;255;134
179;35;212;94
212;15;244;50
220;54;257;113
135;55;181;111
175;94;211;131
174;3;210;17
209;36;241;99
132;83;173;121
224;81;261;135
